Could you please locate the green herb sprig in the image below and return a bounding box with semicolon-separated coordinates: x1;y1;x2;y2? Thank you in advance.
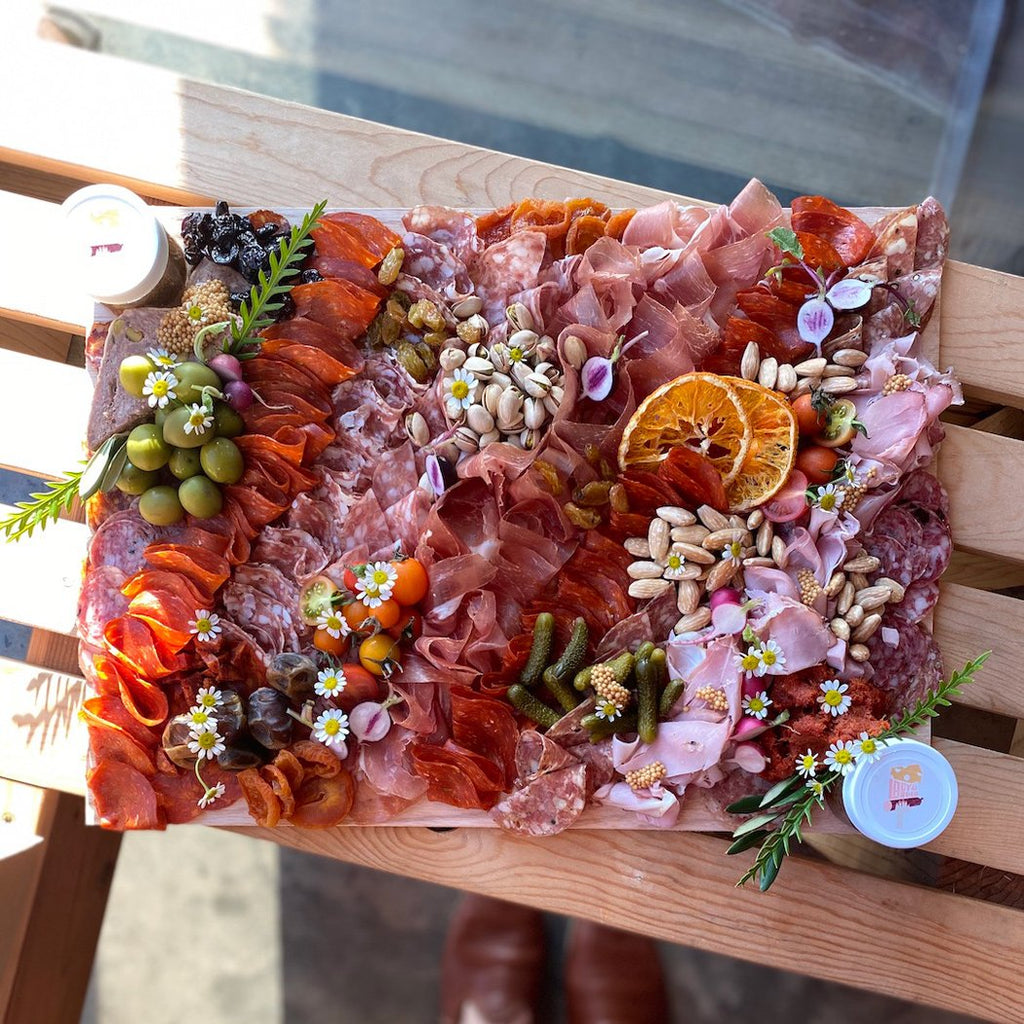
727;652;990;891
228;200;327;359
0;472;84;542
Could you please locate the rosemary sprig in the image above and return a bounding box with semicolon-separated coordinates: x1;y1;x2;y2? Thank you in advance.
228;199;327;359
0;471;83;542
727;651;990;891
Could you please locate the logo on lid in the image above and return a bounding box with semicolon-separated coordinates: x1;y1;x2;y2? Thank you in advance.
887;762;923;827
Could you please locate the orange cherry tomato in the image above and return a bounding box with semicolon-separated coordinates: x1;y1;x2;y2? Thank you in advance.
389;557;429;606
795;445;840;485
343;598;401;632
359;634;403;677
314;629;350;657
388;607;423;641
791;393;826;439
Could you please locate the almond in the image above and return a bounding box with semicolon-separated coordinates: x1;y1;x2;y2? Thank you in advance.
702;527;749;551
627;561;665;580
675;580;701;615
837;581;856;615
627;578;673;600
624;537;651;558
852;612;882;643
697;505;730;532
756;520;773;557
672;542;717;565
671;524;711;545
648;518;670;563
849;643;871;663
845;603;865;628
674;608;712;634
843;554;881;573
657;505;697;526
854;585;891;611
830;617;851;641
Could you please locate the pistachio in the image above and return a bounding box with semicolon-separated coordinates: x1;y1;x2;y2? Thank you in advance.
775;363;798;393
440;347;466;372
464;355;495;380
457;314;488;345
490;371;513;390
488;343;511;372
533;360;559;381
506;303;534;334
757;356;779;390
467;404;496;435
676;580;702;615
793;356;827;377
478;428;501;449
510;362;533;390
830;617;851;641
671;524;710;545
563;334;588;370
628;578;674;600
740;341;761;381
508;329;540;353
523;372;553;398
624;537;651;558
482;382;504;416
697;505;730;532
674;608;712;634
453;426;480;453
535;336;557;363
524;396;547;430
519;428;541;451
657;506;696;527
497;389;524;428
466;341;487;360
848;643;870;663
628;560;666;580
444;396;467;423
452;295;483;319
648;518;671;563
435;440;460;464
543;385;565;417
405;411;429;447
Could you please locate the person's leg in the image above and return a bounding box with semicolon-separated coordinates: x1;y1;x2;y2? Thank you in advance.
440;894;546;1024
564;919;671;1024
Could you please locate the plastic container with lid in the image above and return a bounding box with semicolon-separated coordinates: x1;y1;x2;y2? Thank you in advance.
60;184;186;309
841;737;958;849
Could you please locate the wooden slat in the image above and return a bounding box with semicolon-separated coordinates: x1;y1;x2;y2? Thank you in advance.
940;424;1024;563
944;548;1024;591
0;320;74;362
228;823;1024;1023
0;350;92;478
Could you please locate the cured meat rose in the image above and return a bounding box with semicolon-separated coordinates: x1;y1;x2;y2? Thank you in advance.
491;764;587;836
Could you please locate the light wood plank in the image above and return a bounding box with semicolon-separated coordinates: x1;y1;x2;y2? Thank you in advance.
226;823;1024;1022
0;320;74;362
944;548;1024;591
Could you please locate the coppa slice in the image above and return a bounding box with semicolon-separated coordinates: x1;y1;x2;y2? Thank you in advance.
617;372;752;485
725;379;798;511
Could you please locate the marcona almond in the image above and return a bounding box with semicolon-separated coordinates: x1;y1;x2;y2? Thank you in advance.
743;556;774;567
822;363;851;378
703;527;749;551
697;505;730;531
821;376;859;395
676;580;701;615
671;524;710;544
849;643;871;663
837;581;856;615
674;608;712;633
672;542;716;565
850;572;870;591
830;617;851;641
758;356;779;390
740;341;760;381
706;559;737;592
832;348;868;368
657;506;696;526
624;537;651;558
845;603;865;628
746;509;764;530
775;363;798;393
728;514;747;530
627;561;665;580
843;554;881;573
771;535;787;566
793;356;827;377
875;576;906;602
648;518;671;563
852;613;883;643
628;578;673;599
756;520;773;557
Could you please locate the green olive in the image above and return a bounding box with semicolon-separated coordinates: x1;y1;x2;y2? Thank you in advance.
168;447;203;480
116;461;160;495
162;405;213;449
178;475;223;519
212;401;245;438
200;437;244;485
119;355;156;398
126;423;171;471
139;485;185;526
154;400;182;430
173;362;222;406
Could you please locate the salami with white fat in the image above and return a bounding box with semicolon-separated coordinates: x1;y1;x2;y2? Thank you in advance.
490;763;587;836
867;618;943;713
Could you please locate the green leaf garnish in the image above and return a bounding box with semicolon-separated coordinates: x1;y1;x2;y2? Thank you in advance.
767;226;804;261
730;652;990;891
1;471;84;543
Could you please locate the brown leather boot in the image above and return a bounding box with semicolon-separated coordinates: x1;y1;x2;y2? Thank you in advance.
440;894;546;1024
565;919;670;1024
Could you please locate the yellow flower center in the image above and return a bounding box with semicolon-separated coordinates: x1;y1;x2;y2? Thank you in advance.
728;541;742;559
325;615;342;631
820;492;837;511
151;379;169;397
748;697;765;714
200;694;217;707
191;710;209;724
741;652;760;671
451;380;469;400
371;568;390;586
667;554;682;570
824;690;843;707
324;719;341;736
801;756;814;769
195;617;211;633
323;677;338;692
197;732;216;750
835;749;853;765
762;649;777;667
187;303;206;322
861;739;877;755
189;410;207;426
509;347;524;362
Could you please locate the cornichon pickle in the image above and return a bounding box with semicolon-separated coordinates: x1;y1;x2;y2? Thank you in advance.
550;618;589;684
659;677;686;719
542;666;579;712
583;708;637;742
605;650;635;686
634;641;656;663
519;612;555;687
507;684;561;729
636;648;665;745
573;665;593;692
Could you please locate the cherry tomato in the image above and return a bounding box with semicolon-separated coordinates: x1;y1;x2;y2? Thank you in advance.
336;664;382;710
791;393;826;439
314;629;350;657
342;599;373;632
389;558;429;606
388;608;423;641
342;598;401;632
795;445;840;485
359;634;403;677
818;398;863;448
298;574;339;626
342;565;362;592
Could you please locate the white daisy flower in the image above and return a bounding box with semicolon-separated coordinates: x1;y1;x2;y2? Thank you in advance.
662;548;688;580
183;300;209;325
806;779;826;801
824;740;857;776
314;667;347;698
722;539;745;567
741;691;772;720
195;686;224;709
594;699;622;722
852;731;884;763
186;706;216;731
736;646;763;675
183;402;214;435
817;680;852;717
313;708;350;749
316;610;351;639
795;750;818;779
147;347;178;369
189;610;222;642
811;482;845;514
142;370;178;409
445;367;478;409
364;561;397;593
187;725;226;761
198;782;226;809
755;639;785;676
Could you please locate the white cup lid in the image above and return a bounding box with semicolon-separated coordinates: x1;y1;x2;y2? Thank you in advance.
61;184;167;305
842;737;957;849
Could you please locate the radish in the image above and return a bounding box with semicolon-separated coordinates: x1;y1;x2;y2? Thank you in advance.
225;379;253;411
208;352;244;382
348;700;393;742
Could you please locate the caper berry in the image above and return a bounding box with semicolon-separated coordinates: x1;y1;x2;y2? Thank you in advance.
126;423;171;471
168;447;203;480
178;474;223;519
118;355;156;398
115;460;160;495
200;437;244;484
139;485;185;526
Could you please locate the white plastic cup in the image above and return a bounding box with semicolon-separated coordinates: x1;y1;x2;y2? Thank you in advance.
60;184;170;306
841;736;957;849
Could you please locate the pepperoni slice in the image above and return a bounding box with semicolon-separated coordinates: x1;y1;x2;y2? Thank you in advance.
88;761;163;830
308;255;389;297
289;771;355;827
450;686;520;789
291;279;382;339
312;212;401;267
657;445;728;512
791;196;875;267
81;695;160;749
87;721;156;777
258;339;359;386
143;544;231;600
238;767;282;827
103;617;185;685
735;289;813;362
410;740;506;810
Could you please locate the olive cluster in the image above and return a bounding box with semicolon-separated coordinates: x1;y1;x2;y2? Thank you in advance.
117;356;246;524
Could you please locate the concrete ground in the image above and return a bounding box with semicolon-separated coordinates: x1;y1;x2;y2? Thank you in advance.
7;1;1020;1020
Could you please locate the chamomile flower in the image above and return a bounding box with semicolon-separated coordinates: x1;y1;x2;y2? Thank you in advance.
722;539;745;567
824;739;857;776
445;367;478;409
316;610;351;639
852;731;884;763
142;370;178;409
805;779;826;801
315;666;347;698
811;482;844;514
195;686;224;709
795;750;818;779
147;347;178;369
594;699;622;722
741;691;772;720
189;610;222;642
187;725;225;761
365;561;397;594
183;402;214;435
186;706;216;731
198;782;226;809
736;646;763;674
313;708;350;748
183;299;209;325
662;548;688;580
756;639;785;676
817;680;851;717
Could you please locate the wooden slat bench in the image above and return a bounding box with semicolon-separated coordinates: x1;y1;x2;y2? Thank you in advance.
2;38;1023;1024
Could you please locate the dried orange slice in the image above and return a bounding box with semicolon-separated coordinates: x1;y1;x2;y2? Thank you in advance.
726;379;798;511
617;372;752;485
